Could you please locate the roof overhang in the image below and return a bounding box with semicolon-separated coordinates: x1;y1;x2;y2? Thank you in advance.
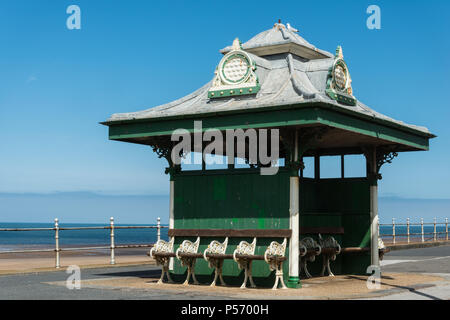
101;102;435;154
221;42;332;60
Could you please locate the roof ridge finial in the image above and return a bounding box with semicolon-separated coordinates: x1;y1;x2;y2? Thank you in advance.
231;37;242;51
274;19;286;30
336;45;344;59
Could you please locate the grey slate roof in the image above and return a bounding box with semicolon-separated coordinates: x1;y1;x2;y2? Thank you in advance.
107;24;431;135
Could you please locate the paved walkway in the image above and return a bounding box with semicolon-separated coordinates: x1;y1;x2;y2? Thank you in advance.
368;244;450;300
0;245;449;299
0;248;153;274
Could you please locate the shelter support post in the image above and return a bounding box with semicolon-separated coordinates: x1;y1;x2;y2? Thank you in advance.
169;178;175;270
367;148;379;268
287;130;301;288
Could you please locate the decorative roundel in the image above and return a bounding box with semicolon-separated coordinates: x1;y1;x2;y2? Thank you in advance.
333;60;349;91
220;52;252;85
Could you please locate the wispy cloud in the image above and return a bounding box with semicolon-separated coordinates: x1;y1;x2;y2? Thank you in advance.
26;75;37;83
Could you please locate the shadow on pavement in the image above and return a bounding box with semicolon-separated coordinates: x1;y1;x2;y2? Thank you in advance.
346;275;441;300
94;269;161;279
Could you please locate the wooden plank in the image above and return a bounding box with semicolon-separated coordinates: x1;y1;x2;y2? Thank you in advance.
299;226;345;235
339;247;389;254
168;229;292;238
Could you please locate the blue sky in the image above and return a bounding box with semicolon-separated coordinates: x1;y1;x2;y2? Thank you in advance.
0;1;449;222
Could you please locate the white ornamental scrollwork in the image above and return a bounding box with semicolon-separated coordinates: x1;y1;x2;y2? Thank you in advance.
149;237;175;284
176;236;201;285
233;237;257;289
264;238;287;290
204;237;229;287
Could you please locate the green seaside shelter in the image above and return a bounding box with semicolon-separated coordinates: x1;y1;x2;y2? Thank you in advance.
102;22;435;287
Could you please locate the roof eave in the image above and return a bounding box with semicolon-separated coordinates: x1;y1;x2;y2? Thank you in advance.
221;42;332;60
101;100;435;140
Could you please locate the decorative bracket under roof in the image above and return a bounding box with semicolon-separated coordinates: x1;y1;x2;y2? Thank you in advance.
362;145;399;180
208;38;260;99
325;46;357;106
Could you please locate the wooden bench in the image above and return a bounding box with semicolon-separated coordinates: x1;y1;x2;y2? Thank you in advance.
166;229;291;289
299;227;344;278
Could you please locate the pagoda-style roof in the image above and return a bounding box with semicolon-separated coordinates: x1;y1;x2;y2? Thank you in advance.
103;23;435;153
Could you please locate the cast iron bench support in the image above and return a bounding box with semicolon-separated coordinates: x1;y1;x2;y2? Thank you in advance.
233;237;257;289
299;227;344;278
203;237;229;287
149;238;175;284
299;237;321;278
176;236;201;285
318;234;341;277
167;229;292;290
264;238;288;290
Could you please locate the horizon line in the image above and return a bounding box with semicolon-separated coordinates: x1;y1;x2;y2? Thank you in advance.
1;191;450;201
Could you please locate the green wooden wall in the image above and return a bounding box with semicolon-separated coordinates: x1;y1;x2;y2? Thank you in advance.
169;170;371;286
299;177;371;275
171;168;291;286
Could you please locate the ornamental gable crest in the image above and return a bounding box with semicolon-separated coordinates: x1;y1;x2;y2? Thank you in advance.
325;46;357;106
208;38;260;99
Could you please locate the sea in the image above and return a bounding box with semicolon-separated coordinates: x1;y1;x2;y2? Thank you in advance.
0;222;169;253
0;223;446;253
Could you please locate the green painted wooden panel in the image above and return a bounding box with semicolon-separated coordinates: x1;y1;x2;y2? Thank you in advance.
299;177;371;275
171;168;291;286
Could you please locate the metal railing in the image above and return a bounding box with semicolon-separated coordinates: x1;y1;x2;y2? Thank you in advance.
0;217;168;268
379;217;449;244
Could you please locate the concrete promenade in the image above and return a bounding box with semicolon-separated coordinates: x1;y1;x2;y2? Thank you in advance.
0;245;449;299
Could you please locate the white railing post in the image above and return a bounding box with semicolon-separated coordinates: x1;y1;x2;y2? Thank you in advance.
446;218;449;241
157;217;161;242
433;218;437;241
392;218;396;244
110;217;115;265
407;218;410;244
377;219;380;239
54;218;60;269
421;218;424;243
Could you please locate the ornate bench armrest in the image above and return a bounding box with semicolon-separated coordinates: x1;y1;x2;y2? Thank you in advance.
150;237;175;258
318;234;341;254
204;237;228;261
233;237;257;262
264;238;287;263
176;236;200;258
300;237;321;256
